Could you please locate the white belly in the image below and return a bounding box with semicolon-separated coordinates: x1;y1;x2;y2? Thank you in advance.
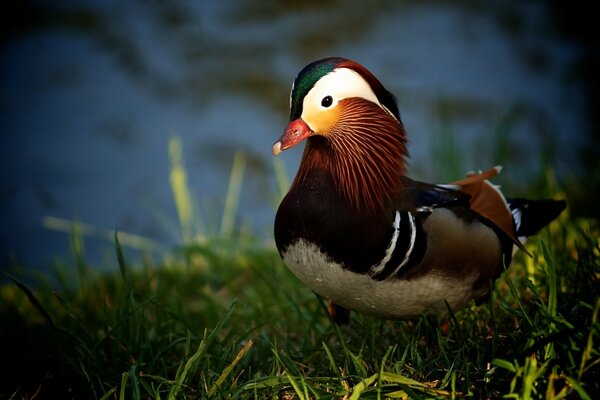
282;239;477;319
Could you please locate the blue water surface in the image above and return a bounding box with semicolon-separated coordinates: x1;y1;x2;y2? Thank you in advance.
0;1;588;271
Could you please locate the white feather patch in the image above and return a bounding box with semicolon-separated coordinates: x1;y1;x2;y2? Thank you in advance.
370;211;401;274
389;212;417;278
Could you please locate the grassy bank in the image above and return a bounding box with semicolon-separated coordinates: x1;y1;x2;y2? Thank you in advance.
2;211;599;399
2;138;599;399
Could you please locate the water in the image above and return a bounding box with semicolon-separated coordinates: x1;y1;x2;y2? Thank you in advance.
0;1;589;270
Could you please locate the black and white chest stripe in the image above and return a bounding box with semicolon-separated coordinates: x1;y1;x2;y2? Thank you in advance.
369;210;426;280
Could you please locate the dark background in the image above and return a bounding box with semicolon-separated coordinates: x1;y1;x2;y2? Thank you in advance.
1;1;598;272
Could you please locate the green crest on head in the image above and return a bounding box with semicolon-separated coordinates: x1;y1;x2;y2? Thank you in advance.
289;58;344;121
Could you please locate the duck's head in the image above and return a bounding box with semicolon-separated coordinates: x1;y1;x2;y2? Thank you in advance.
272;57;404;155
272;57;408;213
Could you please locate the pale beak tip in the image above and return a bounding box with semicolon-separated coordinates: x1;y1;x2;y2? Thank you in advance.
272;141;282;156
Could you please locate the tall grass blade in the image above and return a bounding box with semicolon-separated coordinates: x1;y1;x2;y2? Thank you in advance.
168;301;236;399
130;364;141;400
541;240;557;359
207;339;254;397
169;136;197;243
119;371;129;400
502;265;534;329
492;358;517;374
272;349;307;400
4;272;56;330
565;376;592;400
381;371;428;388
221;151;246;237
168;331;207;400
349;373;378;400
285;374;306;400
70;219;87;289
43;216;163;250
98;387;117;400
579;296;600;379
322;341;343;381
114;231;129;285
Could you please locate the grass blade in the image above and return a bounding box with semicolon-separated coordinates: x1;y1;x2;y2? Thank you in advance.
208;339;254;397
98;386;117;400
119;371;129;400
169;136;197;242
114;231;129;285
168;331;207;400
541;240;557;360
221;151;246;237
3;272;56;330
349;373;378;400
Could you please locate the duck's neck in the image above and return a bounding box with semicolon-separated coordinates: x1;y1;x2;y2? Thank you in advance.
292;99;408;214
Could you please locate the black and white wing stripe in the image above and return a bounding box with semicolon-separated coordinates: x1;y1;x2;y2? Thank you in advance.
370;210;426;281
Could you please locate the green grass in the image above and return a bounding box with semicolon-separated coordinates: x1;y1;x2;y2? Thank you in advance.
2;216;598;399
2;137;599;399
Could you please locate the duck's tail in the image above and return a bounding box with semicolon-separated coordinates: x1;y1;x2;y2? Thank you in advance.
507;198;567;240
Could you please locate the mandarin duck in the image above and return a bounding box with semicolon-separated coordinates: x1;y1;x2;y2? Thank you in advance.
272;57;566;324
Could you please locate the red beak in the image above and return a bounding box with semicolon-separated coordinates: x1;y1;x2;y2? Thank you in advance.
272;119;313;156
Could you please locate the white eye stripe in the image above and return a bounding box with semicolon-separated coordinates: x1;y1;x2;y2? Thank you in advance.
303;68;380;113
301;68;388;130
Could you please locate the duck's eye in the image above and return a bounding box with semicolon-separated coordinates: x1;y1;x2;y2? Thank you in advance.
321;95;333;108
